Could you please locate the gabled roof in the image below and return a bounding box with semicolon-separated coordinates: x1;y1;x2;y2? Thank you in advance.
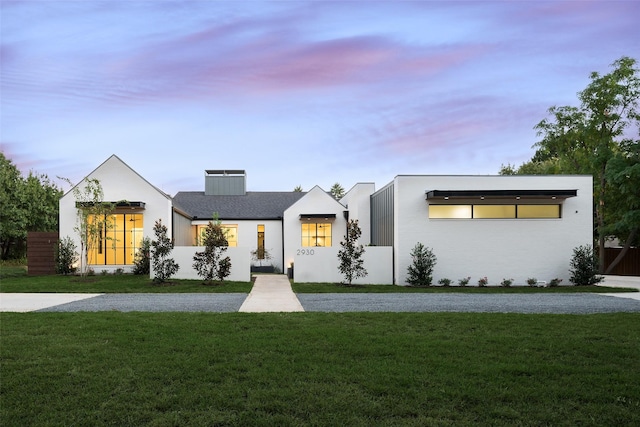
62;154;170;200
173;191;306;220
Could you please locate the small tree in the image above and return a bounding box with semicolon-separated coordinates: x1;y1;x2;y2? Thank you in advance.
55;236;78;275
65;178;116;276
151;219;179;283
406;243;437;286
193;219;231;285
337;219;367;285
132;237;151;275
570;244;603;286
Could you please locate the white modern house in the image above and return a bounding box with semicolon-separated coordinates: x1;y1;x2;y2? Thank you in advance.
59;155;593;285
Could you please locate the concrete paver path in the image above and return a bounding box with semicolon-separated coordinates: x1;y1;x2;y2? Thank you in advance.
239;274;304;312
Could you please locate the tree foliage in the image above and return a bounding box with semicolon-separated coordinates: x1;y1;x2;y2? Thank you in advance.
193;219;231;284
55;236;78;275
337;219;367;285
569;245;603;286
406;243;437;287
151;219;179;283
330;182;345;199
0;153;62;259
132;237;151;275
502;56;640;271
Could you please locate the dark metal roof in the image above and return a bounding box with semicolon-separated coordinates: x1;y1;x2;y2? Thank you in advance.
172;191;306;220
425;189;578;200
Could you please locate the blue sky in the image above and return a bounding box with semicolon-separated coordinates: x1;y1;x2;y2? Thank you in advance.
2;0;638;195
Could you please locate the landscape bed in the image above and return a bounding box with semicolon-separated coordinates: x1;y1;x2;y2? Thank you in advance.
2;312;639;426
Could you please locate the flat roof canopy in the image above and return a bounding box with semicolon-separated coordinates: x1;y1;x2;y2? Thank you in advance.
425;189;577;200
76;201;146;209
299;214;337;220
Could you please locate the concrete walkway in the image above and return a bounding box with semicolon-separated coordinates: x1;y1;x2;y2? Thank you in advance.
238;274;304;312
0;293;103;312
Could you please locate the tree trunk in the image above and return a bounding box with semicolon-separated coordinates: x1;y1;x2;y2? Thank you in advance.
604;227;639;274
597;164;607;273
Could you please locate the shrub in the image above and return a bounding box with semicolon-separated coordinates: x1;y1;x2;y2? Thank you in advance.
458;277;471;287
478;277;488;287
55;236;77;275
151;219;179;283
549;278;563;287
438;278;452;286
527;277;537;287
500;278;513;287
569;244;603;286
406;243;436;287
132;237;151;275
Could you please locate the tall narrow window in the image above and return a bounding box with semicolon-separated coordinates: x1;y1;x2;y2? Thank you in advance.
301;223;332;247
257;224;265;259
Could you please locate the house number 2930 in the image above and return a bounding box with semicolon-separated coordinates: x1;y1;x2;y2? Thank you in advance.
297;249;315;255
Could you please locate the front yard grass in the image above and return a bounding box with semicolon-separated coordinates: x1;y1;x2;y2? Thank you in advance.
0;273;252;293
2;312;639;426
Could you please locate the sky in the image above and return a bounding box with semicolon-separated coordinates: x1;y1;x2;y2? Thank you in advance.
2;0;639;196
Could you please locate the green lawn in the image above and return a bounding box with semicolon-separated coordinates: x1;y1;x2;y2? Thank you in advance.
0;273;252;293
1;312;639;426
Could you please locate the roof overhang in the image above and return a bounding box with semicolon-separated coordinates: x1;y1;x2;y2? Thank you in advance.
425;189;577;200
299;214;337;221
76;201;146;209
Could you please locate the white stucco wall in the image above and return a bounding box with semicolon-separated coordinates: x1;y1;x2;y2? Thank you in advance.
340;182;376;244
393;175;593;286
283;186;348;271
59;155;173;272
294;246;392;284
159;246;251;282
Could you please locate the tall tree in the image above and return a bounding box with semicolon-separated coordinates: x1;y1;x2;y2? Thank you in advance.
0;153;62;259
509;57;639;271
603;139;640;272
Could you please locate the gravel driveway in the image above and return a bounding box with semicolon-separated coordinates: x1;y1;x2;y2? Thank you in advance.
298;293;640;314
33;292;640;314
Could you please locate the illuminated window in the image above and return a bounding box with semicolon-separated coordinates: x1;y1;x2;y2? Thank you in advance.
429;205;472;219
196;224;238;247
222;225;238;247
429;204;561;219
257;224;265;259
518;205;560;218
474;205;516;219
301;223;332;247
88;213;143;266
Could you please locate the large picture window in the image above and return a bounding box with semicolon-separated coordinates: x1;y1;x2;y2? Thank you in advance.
301;223;332;247
195;224;237;246
89;213;143;265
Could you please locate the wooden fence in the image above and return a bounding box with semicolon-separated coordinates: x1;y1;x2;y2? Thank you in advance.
27;232;59;276
604;247;640;276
